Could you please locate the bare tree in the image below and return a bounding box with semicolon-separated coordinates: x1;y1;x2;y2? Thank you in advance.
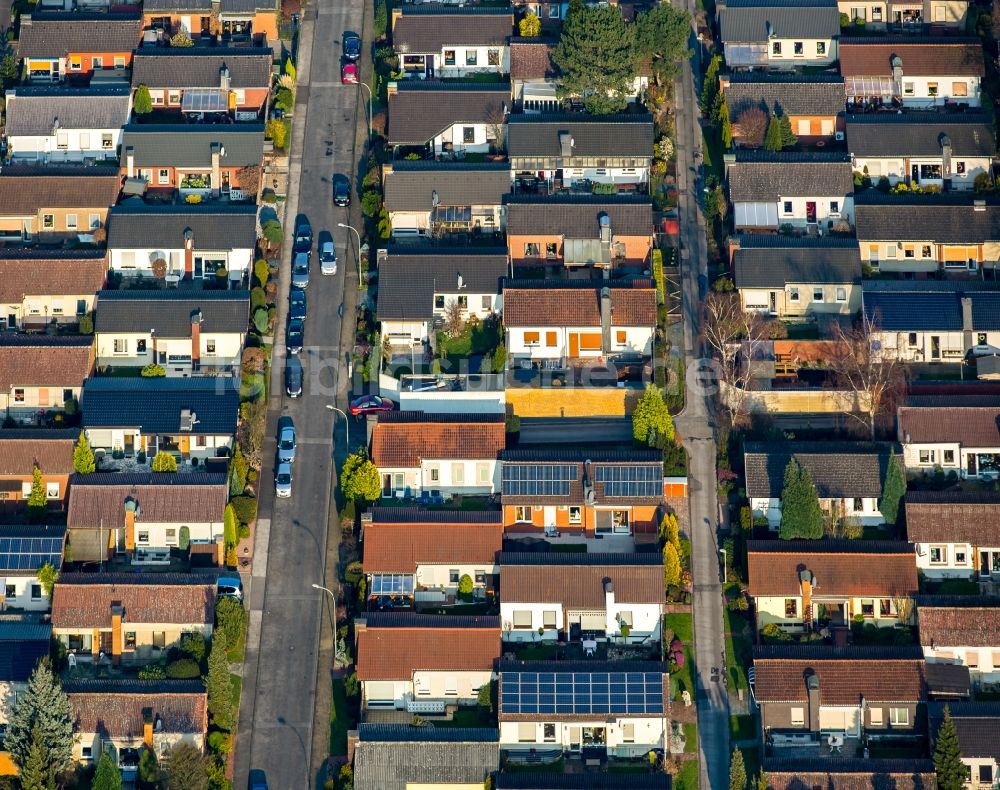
735;106;768;148
485;106;507;155
443;300;466;338
827;311;907;440
237;165;262;198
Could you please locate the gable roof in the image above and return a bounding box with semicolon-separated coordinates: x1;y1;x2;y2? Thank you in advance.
509;38;559;81
764;760;938;790
498;553;664;608
363;519;503;574
506;114;654;159
66;679;207;738
0;618;53;684
743;441;893;499
727;151;854;202
66;473;228;528
916;597;1000;648
4;86;131;135
94;290;250;336
846;113;995;158
897;405;1000;447
863;281;1000;332
752;645;929;704
382;162;511;213
81;377;239;434
51;573;215;628
107;204;258;250
929;702;1000;761
905;491;1000;544
17;12;142;58
0;249;106;302
495;777;671;790
356;614;500;680
0;336;93;389
723;72;845;119
370;412;506;468
504;194;653;238
855;192;1000;243
502;280;657;328
354;727;499;790
747;541;918;598
839;36;984;77
392;7;513;51
732;236;861;289
121;124;266;169
719;0;840;43
387;83;509;146
0;167;122;215
130;47;273;89
0;429;77;475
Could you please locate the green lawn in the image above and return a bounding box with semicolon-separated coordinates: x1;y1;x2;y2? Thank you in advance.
663;613;693;643
504;757;564;773
433;707;494;728
683;721;698;753
730;715;756;741
330;679;354;756
515;644;557;660
675;758;700;790
436;319;501;362
702;127;724;181
724;608;753;692
229;673;242;711
783;322;820;340
664;613;695;701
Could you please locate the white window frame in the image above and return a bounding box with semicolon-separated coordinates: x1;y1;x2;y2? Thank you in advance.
889;707;909;726
790;707;805;726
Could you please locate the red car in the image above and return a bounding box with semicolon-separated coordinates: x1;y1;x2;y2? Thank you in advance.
341;62;358;84
350;395;394;417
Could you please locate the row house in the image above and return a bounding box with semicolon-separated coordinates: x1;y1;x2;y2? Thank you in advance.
764;760;937;790
0;430;76;515
3;86;130;164
498;553;663;644
718;0;840;69
66;472;228;564
897;403;1000;480
19;12;141;83
505;195;654;267
721;72;846;145
919;597;1000;684
106;203;257;284
855;192;1000;274
0;166;120;244
142;0;279;46
507;114;655;191
732;236;862;318
355;613;500;712
122;124;266;200
362;509;503;605
0;526;65;610
837;0;968;27
376;248;506;350
0;249;106;331
0;620;51;729
500;448;664;537
495;777;670;789
847;113;994;191
839;36;984;108
51;574;214;664
94;290;250;375
386;82;509;156
726;151;855;232
382;162;510;238
905;491;1000;579
131;48;273;121
391;6;513;79
0;336;93;422
747;540;918;633
370;412;506;499
510;37;561;112
81;377;238;465
929;704;1000;790
745;441;896;528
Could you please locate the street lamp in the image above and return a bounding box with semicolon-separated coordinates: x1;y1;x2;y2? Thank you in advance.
325;404;349;448
337;222;363;287
311;583;338;666
357;80;372;140
719;548;727;585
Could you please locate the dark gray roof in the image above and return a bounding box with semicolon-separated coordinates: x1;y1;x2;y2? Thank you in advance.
862;281;1000;331
142;0;211;9
929;702;1000;761
107;204;257;250
219;0;276;12
5;87;131;136
383;162;510;212
122;125;266;169
354;733;499;790
131;47;273;89
94;290;250;336
495;777;670;789
504;194;653;237
847;114;996;158
733;236;861;288
506;114;654;159
358;724;498;743
387;83;509;146
855;192;1000;243
0;619;52;684
724;72;845;118
744;441;894;499
393;7;513;52
728;151;854;202
720;0;840;43
81;377;239;434
377;248;507;322
17;12;142;58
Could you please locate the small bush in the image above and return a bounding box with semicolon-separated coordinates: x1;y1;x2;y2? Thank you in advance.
166;658;201;679
361;190;382;218
138;664;166;680
207;731;232;754
181;632;206;662
345;560;364;584
760;623;792;643
251;287;267;312
239;523;251;540
78;313;94;334
230;495;258;525
141;363;166;378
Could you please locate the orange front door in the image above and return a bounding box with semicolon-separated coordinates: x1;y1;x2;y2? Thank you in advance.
569;333;579;357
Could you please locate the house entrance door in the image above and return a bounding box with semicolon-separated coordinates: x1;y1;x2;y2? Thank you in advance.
806;202;817;223
569;334;580;357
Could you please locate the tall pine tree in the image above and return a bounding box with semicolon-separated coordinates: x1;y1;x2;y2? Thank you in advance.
779;459;825;540
934;706;967;790
93;752;123;790
5;659;73;775
18;725;55;790
879;453;906;526
73;432;95;474
207;632;235;732
763;116;784;152
730;748;747;790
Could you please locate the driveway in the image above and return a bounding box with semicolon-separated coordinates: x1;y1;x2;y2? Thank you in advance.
232;0;366;785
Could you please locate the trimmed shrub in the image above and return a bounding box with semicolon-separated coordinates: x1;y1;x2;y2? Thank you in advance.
165;658;201;679
229;495;258;525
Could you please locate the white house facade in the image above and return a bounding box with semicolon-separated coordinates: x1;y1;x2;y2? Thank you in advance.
905;492;1000;580
897;406;1000;480
392;8;513;79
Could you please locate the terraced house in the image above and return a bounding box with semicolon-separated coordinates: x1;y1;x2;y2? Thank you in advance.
386;82;510;156
896;403;1000;479
718;0;841;68
721;73;845;143
0;249;106;330
0;429;76;515
918;597;1000;684
0;336;94;421
18;12;142;83
906;491;1000;579
390;6;514;78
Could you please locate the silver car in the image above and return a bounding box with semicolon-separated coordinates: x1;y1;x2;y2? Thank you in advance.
277;416;296;463
319;232;337;275
275;462;293;498
292;251;310;289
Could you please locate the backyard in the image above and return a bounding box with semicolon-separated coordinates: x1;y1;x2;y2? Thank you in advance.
663;612;694;702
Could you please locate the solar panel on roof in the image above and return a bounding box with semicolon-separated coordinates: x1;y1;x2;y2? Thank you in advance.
0;535;62;573
502;464;577;497
500;671;664;716
594;464;661;497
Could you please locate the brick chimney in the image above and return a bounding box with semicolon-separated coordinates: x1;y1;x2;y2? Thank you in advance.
210;143;223;197
191;308;203;371
143;711;155;749
110;603;124;666
962;296;974;356
183;227;194;279
124;499;137;552
600;287;612;354
799;569;813;629
125;146;135;178
806;671;820;732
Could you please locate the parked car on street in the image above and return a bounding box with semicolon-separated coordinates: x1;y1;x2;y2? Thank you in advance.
217;576;244;601
341;61;358;84
285;356;303;397
275;462;293;497
289;289;307;322
278;416;297;462
286;318;304;354
319;230;337;275
344;33;361;61
293;216;312;253
248;771;268;790
333;175;351;206
292;251;310;289
349;394;394;416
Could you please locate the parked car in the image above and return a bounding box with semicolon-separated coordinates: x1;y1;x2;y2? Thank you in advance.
275;461;293;497
248;771;269;790
292;251;310;289
285;356;303;397
293;217;312;254
289;289;307;322
217;576;244;601
344;33;361;61
319;230;337;275
349;394;394;416
277;416;297;463
333;175;351;207
341;61;358;84
286;318;304;355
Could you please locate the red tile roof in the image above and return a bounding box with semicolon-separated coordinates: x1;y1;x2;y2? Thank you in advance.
905;492;1000;544
363;520;503;573
502;285;657;328
898;406;1000;447
509;39;558;80
356;618;500;681
67;474;228;529
0;430;76;475
68;684;207;738
0;255;106;302
839;39;984;77
0;170;121;215
753;652;927;704
500;561;663;609
0;339;93;389
370;414;506;469
917;602;1000;648
766;765;937;790
51;575;214;628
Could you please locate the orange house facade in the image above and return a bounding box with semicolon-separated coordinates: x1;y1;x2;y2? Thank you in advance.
19;13;142;83
0;430;77;515
721;73;846;146
143;0;279;46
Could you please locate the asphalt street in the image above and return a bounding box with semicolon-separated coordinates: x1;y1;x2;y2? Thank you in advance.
232;0;365;785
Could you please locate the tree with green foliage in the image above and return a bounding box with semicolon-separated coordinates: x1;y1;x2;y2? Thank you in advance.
163;743;208;790
206;632;234;731
777;113;797;148
340;450;382;504
254;258;270;288
36;563;58;598
700;54;723;115
659;512;680;550
229;448;249;496
553;5;637;115
779;459;824;540
138;748;161;790
133;84;153;115
934;706;966;790
284;57;296;82
265;119;288;150
518;12;541;37
19;725;55;790
719;102;733;148
223;503;238;551
0;53;19;90
634;3;692;85
93;752;123;790
458;574;474;597
181;632;206;662
663;542;681;589
632;384;676;448
141;363;166;377
763;116;784;151
492;342;507;374
151;452;178;473
215;595;247;652
5;659;74;775
879;453;906;526
26;466;46;523
169;30;193;47
730;748;747;790
478;681;493;713
73;432;95;474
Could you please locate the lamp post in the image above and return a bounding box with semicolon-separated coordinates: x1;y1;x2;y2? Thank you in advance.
719;548;727;585
357;80;372;140
325;404;349;449
311;582;338;640
337;222;362;287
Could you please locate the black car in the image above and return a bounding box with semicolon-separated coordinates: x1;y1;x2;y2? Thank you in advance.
289;289;307;322
293;215;312;253
344;33;361;61
285;356;303;398
286;318;304;354
333;175;351;207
